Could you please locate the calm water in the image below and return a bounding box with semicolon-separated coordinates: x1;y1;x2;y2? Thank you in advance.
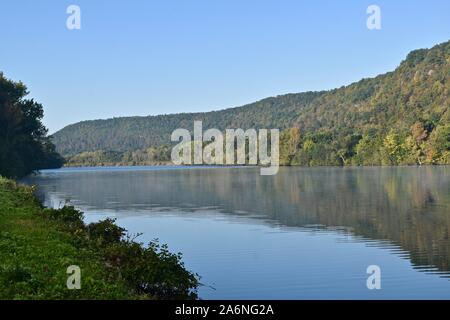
23;166;450;299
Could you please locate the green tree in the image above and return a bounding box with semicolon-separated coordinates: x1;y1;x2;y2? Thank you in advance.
428;124;450;164
0;73;63;178
279;127;301;165
382;130;408;165
354;135;382;166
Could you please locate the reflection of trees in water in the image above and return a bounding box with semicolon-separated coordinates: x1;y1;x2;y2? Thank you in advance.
32;166;450;275
265;167;449;275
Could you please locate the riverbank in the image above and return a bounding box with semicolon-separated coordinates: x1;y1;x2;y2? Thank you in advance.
22;165;450;299
0;177;199;299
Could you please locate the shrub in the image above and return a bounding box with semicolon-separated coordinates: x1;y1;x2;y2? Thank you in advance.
87;218;126;244
103;240;199;300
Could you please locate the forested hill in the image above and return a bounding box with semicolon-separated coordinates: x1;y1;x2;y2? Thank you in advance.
53;91;323;155
52;40;450;166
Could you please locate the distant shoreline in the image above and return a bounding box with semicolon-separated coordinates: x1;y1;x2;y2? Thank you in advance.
59;162;449;169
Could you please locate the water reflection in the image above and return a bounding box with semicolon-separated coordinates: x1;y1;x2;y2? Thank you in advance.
24;166;450;280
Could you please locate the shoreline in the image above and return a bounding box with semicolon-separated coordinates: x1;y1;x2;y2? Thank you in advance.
60;163;450;169
0;177;199;299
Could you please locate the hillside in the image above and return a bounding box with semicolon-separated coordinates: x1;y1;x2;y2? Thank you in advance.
52;91;323;156
52;40;450;166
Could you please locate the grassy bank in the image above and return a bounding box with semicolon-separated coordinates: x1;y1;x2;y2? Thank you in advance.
0;177;199;299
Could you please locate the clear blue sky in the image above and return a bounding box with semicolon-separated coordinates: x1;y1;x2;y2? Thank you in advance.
1;0;449;133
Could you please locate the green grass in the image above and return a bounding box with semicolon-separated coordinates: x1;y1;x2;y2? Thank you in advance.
0;177;198;299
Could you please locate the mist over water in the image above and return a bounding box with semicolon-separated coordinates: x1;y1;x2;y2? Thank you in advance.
24;166;450;299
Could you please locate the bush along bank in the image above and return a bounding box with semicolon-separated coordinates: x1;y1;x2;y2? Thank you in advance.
0;177;199;299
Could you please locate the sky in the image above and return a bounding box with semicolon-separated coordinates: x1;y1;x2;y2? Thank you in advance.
0;0;449;133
